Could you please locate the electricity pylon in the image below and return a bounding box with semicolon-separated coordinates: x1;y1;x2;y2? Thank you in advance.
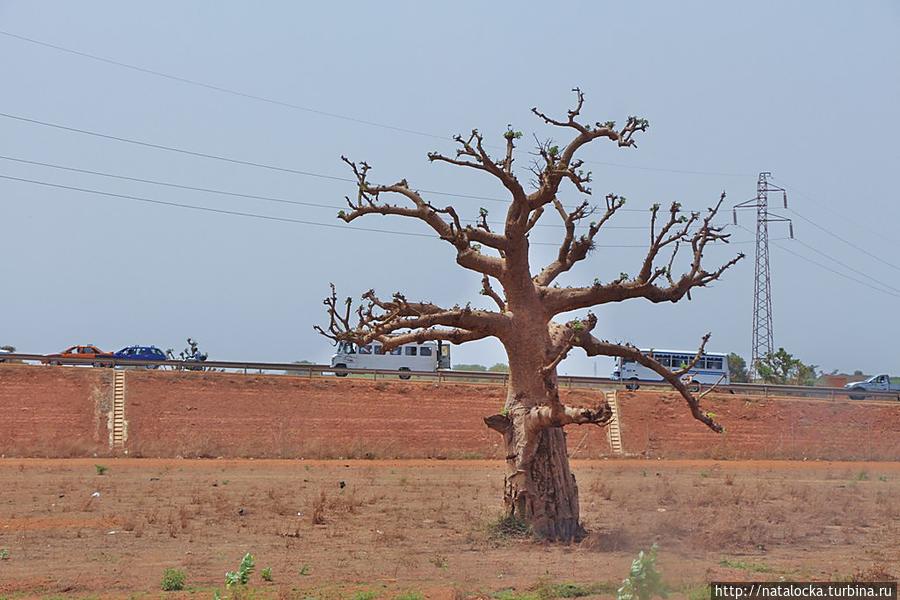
733;172;793;381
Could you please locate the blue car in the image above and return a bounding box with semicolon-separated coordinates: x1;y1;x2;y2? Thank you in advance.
114;345;167;368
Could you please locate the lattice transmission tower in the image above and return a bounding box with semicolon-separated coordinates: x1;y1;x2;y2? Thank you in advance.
733;172;793;381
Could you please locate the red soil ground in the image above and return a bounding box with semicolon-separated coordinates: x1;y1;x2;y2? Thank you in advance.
0;459;896;599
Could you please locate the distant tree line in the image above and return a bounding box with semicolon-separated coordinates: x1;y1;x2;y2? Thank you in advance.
728;348;818;386
452;362;509;373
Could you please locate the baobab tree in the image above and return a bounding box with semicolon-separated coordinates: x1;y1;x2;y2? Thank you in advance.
316;90;743;542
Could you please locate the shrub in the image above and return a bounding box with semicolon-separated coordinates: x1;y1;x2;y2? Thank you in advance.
488;514;531;539
225;553;255;588
94;464;108;476
261;566;273;582
161;568;186;591
617;544;667;600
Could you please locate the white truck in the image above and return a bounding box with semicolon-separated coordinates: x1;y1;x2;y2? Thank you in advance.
844;374;900;400
331;340;451;379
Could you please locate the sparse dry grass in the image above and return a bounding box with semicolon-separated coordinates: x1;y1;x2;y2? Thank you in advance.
0;458;897;598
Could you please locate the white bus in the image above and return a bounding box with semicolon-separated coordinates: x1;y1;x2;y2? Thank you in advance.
331;340;451;379
611;349;730;389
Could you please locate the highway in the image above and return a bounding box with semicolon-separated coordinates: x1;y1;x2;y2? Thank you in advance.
1;353;897;403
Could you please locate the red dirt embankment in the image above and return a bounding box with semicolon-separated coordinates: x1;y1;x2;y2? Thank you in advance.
0;365;111;456
123;371;611;458
617;390;900;460
1;364;898;459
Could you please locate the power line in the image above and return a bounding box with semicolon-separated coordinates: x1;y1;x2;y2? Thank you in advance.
0;154;681;230
792;238;900;296
0;110;727;213
767;174;898;272
0;172;429;237
770;176;894;245
0;29;750;178
0;172;759;249
0;30;446;141
736;222;900;298
786;207;900;274
771;240;900;299
0;110;517;206
0;154;342;211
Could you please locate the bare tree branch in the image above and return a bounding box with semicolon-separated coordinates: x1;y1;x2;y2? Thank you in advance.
428;129;527;202
542;193;743;315
338;156;506;279
572;330;722;432
534;193;627;287
670;333;711;377
481;274;506;311
529;402;613;429
527;88;649;210
315;284;508;350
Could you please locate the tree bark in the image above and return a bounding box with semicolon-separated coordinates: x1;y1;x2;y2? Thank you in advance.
499;329;586;542
503;425;584;542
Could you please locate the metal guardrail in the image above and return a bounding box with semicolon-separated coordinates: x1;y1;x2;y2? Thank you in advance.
1;353;898;403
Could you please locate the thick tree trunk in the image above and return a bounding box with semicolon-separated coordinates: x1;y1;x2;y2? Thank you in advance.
498;327;586;542
503;425;584;541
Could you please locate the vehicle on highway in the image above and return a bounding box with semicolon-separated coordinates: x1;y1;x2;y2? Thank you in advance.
114;345;167;368
0;346;13;363
844;374;900;400
611;349;730;390
42;345;114;367
331;339;451;379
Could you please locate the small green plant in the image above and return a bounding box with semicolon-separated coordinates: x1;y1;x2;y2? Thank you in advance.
878;475;888;482
491;582;619;600
683;584;710;600
160;568;186;591
855;471;870;481
94;464;108;476
225;553;255;588
298;564;311;576
719;558;773;573
503;129;523;141
0;548;9;560
261;566;273;582
492;590;539;600
617;544;667;600
352;591;379;600
549;582;618;598
699;471;709;479
395;593;425;600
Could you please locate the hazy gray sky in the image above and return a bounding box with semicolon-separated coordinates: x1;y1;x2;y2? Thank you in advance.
1;1;898;375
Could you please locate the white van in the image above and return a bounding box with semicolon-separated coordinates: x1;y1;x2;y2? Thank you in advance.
331;340;451;379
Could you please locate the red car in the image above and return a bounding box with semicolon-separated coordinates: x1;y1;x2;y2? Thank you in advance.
42;345;114;366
